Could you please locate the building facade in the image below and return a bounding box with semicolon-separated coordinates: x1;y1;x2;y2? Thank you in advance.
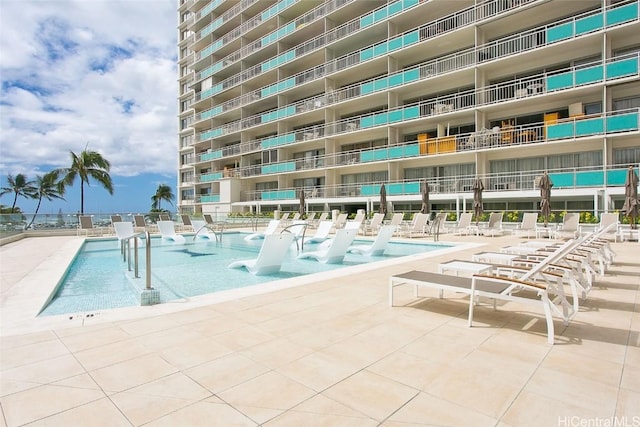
177;0;640;218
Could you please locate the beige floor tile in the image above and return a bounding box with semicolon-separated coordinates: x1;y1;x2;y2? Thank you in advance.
366;351;447;390
615;388;640;419
0;378;40;398
0;330;58;351
89;354;178;393
134;324;208;352
184;353;270;394
143;400;257;426
25;397;131;427
426;364;523;419
240;337;314;369
187;314;250;336
0;384;106;426
213;324;276;351
621;364;640;393
524;367;618;414
1;354;86;385
264;410;377;426
501;390;606;427
322;370;418;422
52;372;101;390
0;338;70;371
289;393;372;418
57;325;131;353
542;347;623;387
110;373;211;425
73;338;152;371
387;391;497;426
276;348;362;392
117;313;184;337
218;370;316;410
159;336;234;370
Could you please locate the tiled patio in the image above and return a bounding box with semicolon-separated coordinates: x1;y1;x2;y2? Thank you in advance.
0;232;638;426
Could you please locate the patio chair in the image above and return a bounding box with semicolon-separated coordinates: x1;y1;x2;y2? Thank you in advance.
451;212;476;235
77;215;104;237
348;225;396;256
204;214;214;224
305;220;333;244
389;212;404;235
554;212;580;239
110;215;123;224
157;220;186;244
228;233;295;275
179;214;192;232
244;219;281;241
159;213;171;221
593;212;621;242
133;215;156;233
298;228;358;264
401;213;429;238
481;212;505;237
363;213;385;236
513;212;538;239
389;238;582;344
332;213;348;230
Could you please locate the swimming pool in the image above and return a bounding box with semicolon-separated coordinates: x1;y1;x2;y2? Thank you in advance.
39;233;451;316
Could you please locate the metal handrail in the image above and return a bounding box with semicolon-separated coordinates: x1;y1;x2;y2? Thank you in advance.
192;222;224;242
119;231;152;290
281;222;309;253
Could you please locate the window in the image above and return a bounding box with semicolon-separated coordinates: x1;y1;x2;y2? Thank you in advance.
613;96;640;111
262;149;277;164
256;181;278;191
613;147;640;166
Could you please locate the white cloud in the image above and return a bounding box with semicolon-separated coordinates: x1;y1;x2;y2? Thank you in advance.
0;0;178;179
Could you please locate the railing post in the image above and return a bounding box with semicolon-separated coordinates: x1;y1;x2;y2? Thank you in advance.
145;231;151;290
134;235;139;278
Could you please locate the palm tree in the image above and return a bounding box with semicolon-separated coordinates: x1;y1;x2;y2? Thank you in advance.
58;147;114;214
26;171;66;229
0;173;36;213
151;184;175;210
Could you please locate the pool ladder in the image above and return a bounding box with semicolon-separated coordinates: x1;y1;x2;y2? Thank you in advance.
119;231;152;290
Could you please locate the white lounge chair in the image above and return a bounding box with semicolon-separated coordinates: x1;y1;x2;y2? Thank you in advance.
157;220;186;244
481;212;505;237
402;213;429;238
363;213;385;236
228;233;295;275
333;213;348;230
451;212;476;235
244;219;281;241
554;212;580;239
305;220;333;244
390;238;582;344
348;225;396;256
513;212;538;238
298;228;358;264
593;212;621;242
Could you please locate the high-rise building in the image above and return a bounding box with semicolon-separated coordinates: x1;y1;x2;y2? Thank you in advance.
177;0;639;219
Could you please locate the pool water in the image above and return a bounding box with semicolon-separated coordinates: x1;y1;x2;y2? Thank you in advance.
40;233;449;316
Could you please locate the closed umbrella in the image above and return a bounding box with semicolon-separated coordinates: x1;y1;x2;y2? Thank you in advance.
420;180;430;214
539;172;553;226
379;183;387;216
472;177;484;226
622;166;638;229
299;189;306;217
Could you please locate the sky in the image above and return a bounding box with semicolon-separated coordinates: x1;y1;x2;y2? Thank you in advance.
0;0;179;214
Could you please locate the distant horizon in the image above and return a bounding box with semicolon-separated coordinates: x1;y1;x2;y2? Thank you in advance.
0;172;178;215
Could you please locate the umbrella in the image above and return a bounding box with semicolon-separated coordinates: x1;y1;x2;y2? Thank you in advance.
539;172;553;226
622;166;638;229
420;180;430;214
298;189;306;217
379;183;387;216
472;177;484;226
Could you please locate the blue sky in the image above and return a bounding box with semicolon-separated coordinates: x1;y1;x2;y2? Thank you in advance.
0;0;178;214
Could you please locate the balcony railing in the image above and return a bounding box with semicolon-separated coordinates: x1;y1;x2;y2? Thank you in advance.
234;165;638;203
